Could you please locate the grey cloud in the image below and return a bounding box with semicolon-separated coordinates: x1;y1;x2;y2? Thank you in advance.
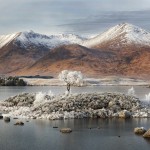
1;0;150;35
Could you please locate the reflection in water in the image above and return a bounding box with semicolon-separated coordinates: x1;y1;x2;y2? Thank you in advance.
0;118;150;150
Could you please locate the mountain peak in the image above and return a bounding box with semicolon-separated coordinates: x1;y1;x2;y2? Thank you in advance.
116;22;149;34
82;22;150;48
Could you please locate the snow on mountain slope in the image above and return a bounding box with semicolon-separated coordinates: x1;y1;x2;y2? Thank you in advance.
0;32;20;49
82;23;150;48
16;31;86;48
0;30;86;49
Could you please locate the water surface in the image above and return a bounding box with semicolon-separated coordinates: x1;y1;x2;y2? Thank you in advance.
0;118;150;150
0;86;150;150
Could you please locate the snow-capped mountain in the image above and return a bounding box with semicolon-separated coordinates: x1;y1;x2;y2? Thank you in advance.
0;23;150;79
0;30;86;75
82;23;150;48
0;31;86;49
0;32;20;49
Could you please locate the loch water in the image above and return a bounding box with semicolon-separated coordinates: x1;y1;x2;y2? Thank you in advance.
0;86;150;150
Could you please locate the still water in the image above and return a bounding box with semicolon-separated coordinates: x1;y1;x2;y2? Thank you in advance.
0;86;150;150
0;118;150;150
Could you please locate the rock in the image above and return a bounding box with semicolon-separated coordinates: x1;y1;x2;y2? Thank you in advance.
134;127;147;134
4;117;10;122
53;126;58;128
143;129;150;138
60;128;72;133
119;110;131;118
112;113;119;118
0;115;3;119
97;108;108;118
14;121;24;126
13;117;18;119
31;117;36;119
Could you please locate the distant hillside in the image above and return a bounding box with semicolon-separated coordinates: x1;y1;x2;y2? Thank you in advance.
16;44;116;77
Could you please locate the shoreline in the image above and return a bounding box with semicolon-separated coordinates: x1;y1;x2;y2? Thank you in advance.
21;77;150;86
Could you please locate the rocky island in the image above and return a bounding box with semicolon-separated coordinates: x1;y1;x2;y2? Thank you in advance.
0;92;149;120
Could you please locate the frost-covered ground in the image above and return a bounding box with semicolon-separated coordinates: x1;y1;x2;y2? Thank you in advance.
22;77;150;86
0;92;150;120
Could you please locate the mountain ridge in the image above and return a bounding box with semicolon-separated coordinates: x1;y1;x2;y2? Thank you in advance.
0;23;150;79
0;30;86;49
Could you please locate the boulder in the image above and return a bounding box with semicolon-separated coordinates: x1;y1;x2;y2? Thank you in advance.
60;128;72;133
14;121;24;126
119;110;131;118
4;117;10;122
143;129;150;138
134;127;147;134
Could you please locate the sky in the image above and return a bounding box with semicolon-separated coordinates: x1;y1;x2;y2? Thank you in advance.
1;0;150;36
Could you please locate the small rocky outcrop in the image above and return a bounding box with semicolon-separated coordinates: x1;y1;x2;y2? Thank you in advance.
143;129;150;138
60;128;72;133
134;127;147;135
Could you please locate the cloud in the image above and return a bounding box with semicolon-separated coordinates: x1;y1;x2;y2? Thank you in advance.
0;0;150;35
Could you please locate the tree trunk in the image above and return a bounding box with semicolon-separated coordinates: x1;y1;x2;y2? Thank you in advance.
67;83;70;93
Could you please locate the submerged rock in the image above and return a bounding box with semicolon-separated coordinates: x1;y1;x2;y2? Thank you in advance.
14;121;24;126
60;128;72;133
13;117;18;119
4;117;10;122
143;129;150;138
0;115;3;119
134;127;147;135
53;126;58;128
